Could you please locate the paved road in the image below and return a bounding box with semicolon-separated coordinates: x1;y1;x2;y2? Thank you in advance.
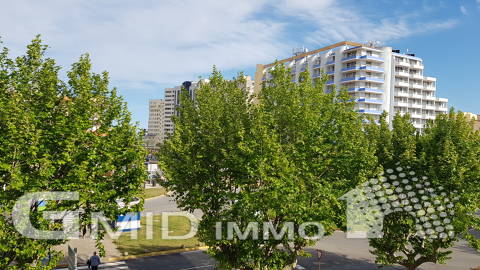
138;196;479;269
117;233;479;270
119;237;479;270
126;250;215;270
143;196;202;218
298;231;479;270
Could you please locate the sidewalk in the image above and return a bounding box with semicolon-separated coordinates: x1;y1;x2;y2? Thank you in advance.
54;234;122;265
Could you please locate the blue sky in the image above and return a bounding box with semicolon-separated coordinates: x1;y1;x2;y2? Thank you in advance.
0;0;478;128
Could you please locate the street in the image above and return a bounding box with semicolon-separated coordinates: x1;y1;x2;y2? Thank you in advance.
136;196;479;270
143;195;203;218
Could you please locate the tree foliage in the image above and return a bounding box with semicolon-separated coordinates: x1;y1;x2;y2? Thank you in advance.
0;37;146;269
160;65;378;269
367;112;480;270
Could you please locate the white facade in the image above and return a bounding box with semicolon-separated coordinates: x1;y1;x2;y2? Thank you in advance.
256;41;448;131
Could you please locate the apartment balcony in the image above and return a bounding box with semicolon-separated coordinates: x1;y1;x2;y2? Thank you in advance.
411;113;423;119
342;55;384;62
424;85;436;91
358;109;383;115
395;81;409;87
435;106;448;112
360;55;384;62
325;60;335;65
410;84;423;90
341;66;357;72
342;66;384;73
341;76;384;83
326;80;334;85
424;76;436;82
425;115;436;120
361;76;384;83
395;61;410;67
313;64;321;69
355;98;383;104
411;74;424;80
360;66;384;72
437;97;448;103
394;101;409;107
348;87;384;94
326;70;335;75
410;93;423;99
423;95;436;100
411;103;423;109
395;71;410;77
424;104;436;110
411;63;424;70
341;55;358;62
395;91;409;97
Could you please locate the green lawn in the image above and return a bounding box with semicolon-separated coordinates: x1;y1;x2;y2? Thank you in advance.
114;215;202;255
143;187;167;199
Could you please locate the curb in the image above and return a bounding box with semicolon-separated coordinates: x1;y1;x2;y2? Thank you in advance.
144;194;166;201
105;245;209;262
55;246;209;268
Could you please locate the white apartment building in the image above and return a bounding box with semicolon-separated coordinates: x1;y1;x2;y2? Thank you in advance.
164;76;255;137
145;99;165;150
254;41;448;131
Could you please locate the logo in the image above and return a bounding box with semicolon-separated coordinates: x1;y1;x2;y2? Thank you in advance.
341;164;458;239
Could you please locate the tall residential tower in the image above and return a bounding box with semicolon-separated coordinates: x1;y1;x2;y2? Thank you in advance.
254;41;448;131
145;99;165;151
163;76;254;138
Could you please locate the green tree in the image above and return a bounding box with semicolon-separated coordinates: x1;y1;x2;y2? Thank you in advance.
367;112;480;270
160;65;378;269
0;37;146;269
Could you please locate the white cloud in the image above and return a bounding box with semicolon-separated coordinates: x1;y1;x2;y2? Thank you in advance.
0;0;458;88
0;0;287;85
460;5;468;15
274;0;457;45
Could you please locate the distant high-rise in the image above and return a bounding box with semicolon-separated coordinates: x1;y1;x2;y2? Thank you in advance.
163;76;254;138
254;41;448;131
145;99;165;151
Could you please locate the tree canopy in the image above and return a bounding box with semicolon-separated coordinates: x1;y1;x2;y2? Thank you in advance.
367;111;480;270
160;65;378;269
0;37;146;269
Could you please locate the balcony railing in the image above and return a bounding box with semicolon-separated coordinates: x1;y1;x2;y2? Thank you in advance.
355;98;384;104
411;64;424;69
395;71;409;77
360;66;384;72
360;55;384;62
348;87;384;93
342;66;384;72
395;91;409;97
341;55;357;61
358;109;383;115
341;77;384;83
341;66;357;72
394;102;409;107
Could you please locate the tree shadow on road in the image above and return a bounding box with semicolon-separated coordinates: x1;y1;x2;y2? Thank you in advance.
298;248;403;270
